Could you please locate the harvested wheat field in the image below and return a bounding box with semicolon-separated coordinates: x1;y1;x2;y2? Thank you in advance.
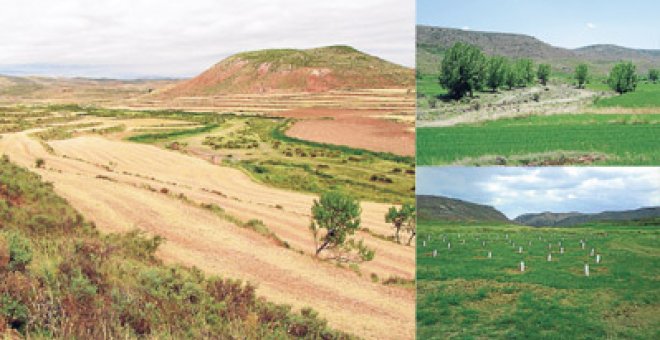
0;130;415;339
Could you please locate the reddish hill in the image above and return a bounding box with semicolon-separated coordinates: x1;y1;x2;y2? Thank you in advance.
164;46;414;96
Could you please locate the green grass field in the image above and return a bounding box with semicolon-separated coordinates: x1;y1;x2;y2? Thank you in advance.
417;114;660;165
417;222;660;339
594;83;660;108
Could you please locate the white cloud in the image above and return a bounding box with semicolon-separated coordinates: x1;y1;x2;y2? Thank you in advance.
462;26;470;30
0;0;414;78
417;167;660;218
586;22;596;29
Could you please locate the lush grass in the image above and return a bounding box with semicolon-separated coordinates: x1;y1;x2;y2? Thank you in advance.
417;114;660;165
0;156;351;339
127;124;219;143
594;82;660;108
416;74;447;99
417;222;660;339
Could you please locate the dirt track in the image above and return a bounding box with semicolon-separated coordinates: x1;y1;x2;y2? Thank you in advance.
0;131;415;339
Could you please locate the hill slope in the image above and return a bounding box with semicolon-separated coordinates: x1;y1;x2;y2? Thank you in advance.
417;195;510;223
417;25;660;74
165;45;414;96
514;207;660;227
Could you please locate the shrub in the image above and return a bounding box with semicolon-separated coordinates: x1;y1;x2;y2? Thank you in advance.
7;233;32;271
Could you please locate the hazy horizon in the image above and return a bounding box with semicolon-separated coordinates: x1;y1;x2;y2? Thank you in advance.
417;0;660;51
0;0;414;79
417;167;660;219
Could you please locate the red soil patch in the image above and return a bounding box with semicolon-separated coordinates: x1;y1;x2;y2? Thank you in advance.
274;108;415;156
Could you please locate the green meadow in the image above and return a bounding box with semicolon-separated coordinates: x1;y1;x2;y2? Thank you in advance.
417;114;660;165
417;222;660;339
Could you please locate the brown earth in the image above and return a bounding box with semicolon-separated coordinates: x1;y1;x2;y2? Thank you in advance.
277;108;415;156
0;130;415;340
164;46;414;96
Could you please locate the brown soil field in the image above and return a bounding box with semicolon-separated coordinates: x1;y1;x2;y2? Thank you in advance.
277;108;415;156
0;129;415;339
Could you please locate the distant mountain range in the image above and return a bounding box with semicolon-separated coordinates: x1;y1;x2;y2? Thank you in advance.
418;194;660;227
164;45;414;96
514;207;660;227
417;25;660;75
417;195;510;223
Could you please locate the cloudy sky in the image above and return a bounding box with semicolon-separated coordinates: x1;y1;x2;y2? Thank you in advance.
417;167;660;219
418;0;660;50
0;0;414;78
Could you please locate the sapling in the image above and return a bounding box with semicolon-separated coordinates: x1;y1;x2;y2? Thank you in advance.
487;251;492;259
520;261;525;272
596;254;601;264
432;249;437;257
584;263;590;277
547;253;552;262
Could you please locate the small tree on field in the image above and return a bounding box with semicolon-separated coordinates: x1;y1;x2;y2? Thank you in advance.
608;61;637;94
486;56;507;92
439;42;486;99
403;207;416;246
537;64;551;86
385;204;415;244
649;69;659;83
310;191;361;256
575;64;589;89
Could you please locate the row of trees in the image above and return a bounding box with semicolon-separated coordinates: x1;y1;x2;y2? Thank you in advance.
439;42;656;99
439;42;549;99
309;191;416;260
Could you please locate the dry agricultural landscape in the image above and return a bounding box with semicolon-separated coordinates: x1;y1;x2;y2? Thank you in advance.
0;46;416;339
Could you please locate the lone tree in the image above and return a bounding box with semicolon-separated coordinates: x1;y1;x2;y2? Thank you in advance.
537;64;551;85
439;42;486;99
403;207;416;246
649;68;659;83
575;64;589;89
385;204;415;244
608;61;637;94
310;191;361;256
486;56;507;92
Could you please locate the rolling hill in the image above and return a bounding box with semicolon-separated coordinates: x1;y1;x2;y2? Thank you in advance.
514;206;660;227
164;45;414;96
417;195;511;223
417;25;660;75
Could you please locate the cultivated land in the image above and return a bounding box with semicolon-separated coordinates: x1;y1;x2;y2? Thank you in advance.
0;105;415;339
417;221;660;339
416;26;660;166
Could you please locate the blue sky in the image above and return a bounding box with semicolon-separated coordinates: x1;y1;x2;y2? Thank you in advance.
417;167;660;219
418;0;660;49
0;0;414;78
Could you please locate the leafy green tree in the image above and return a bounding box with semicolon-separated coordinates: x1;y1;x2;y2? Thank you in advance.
608;61;637;94
503;60;518;90
537;64;551;85
309;191;361;256
575;64;589;89
385;204;415;244
514;58;535;87
439;42;486;99
486;56;507;92
649;69;659;83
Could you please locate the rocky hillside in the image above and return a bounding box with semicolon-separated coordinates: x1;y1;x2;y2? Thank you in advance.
514;207;660;227
417;25;660;75
417;195;510;223
164;45;414;96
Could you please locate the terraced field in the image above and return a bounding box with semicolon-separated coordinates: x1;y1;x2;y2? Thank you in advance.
417;222;660;339
0;107;415;339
